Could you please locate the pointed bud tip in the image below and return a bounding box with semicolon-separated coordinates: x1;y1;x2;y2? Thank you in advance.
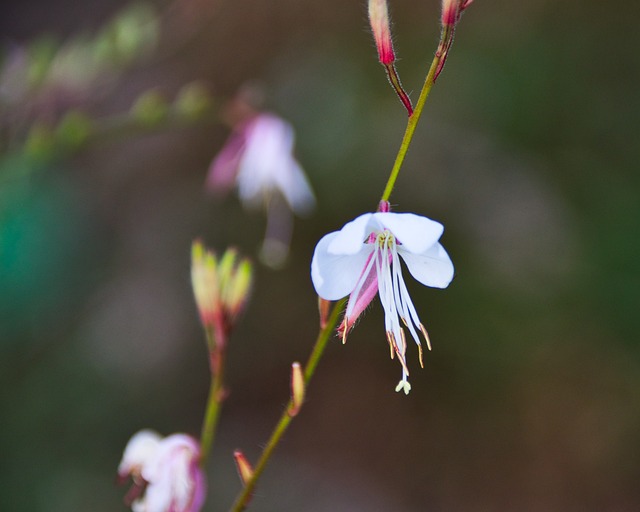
233;450;254;485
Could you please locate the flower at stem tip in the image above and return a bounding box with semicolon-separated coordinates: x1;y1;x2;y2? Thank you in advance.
118;430;206;512
311;207;454;394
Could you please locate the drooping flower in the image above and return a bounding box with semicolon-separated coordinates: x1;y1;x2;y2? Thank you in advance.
207;112;315;267
311;210;454;394
118;430;206;512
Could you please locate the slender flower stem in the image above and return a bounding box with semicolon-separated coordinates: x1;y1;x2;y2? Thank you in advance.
200;329;227;466
380;34;450;203
229;298;346;512
384;63;414;116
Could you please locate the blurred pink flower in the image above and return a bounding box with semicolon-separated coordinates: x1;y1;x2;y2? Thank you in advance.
118;430;206;512
207;113;315;216
207;113;315;267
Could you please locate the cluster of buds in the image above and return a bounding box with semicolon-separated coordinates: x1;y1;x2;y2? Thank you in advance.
191;240;253;346
118;430;206;512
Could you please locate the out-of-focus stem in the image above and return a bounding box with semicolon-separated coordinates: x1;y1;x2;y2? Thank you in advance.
199;329;227;467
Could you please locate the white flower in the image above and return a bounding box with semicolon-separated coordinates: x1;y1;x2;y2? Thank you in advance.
118;431;206;512
311;211;454;393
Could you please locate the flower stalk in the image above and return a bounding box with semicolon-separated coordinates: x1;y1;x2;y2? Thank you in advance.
380;0;471;203
191;241;253;466
199;327;227;467
228;298;346;512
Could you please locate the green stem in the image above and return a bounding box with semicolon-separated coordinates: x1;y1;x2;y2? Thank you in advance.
380;36;449;203
229;298;346;512
200;329;227;467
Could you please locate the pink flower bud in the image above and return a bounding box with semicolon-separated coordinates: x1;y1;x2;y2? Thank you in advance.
368;0;395;65
441;0;460;27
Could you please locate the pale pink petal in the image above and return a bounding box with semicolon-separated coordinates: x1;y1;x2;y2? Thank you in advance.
205;122;249;194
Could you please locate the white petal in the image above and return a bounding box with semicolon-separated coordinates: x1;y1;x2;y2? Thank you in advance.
373;212;444;254
236;115;294;204
326;213;373;255
275;158;316;216
399;243;454;289
312;231;371;300
118;429;162;477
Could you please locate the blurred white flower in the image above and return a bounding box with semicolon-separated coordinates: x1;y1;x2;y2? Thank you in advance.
118;430;206;512
207;113;315;268
311;211;454;393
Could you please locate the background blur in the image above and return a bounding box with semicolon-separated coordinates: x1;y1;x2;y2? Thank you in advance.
2;0;640;510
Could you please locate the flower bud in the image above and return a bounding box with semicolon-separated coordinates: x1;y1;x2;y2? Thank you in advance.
441;0;460;27
175;82;213;121
233;450;255;486
368;0;395;65
191;240;220;328
132;89;168;127
224;257;253;322
190;241;253;338
288;362;305;417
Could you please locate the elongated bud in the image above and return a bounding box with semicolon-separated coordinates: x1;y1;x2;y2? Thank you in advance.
318;297;331;329
368;0;413;115
288;362;305;417
441;0;460;27
368;0;394;65
436;0;473;81
191;240;220;327
233;450;254;486
191;241;253;340
224;257;253;322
